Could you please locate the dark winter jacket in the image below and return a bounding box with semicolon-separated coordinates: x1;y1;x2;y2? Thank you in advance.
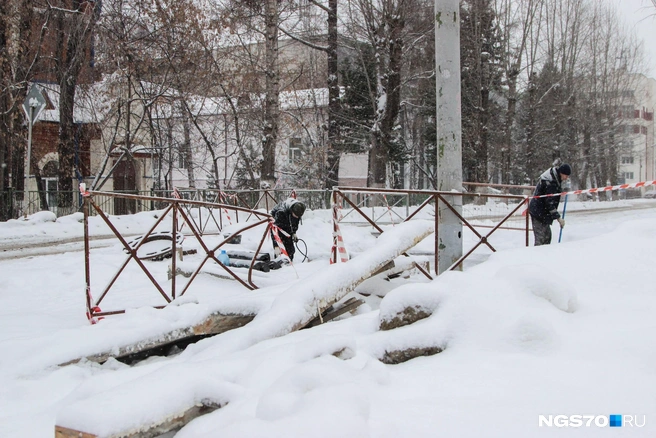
528;167;564;224
270;198;302;237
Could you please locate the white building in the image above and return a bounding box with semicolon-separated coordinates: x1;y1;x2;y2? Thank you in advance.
618;74;656;186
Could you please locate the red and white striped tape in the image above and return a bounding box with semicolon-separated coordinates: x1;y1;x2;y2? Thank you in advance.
331;203;349;263
218;192;234;225
333;230;349;263
79;183;90;197
531;180;656;200
270;221;291;260
383;194;395;226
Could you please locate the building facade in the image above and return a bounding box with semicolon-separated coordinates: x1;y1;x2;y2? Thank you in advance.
618;74;656;188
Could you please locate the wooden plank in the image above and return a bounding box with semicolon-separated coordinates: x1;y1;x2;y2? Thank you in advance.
370;260;396;277
293;222;434;331
383;260;430;280
323;298;364;322
305;298;365;328
192;313;255;336
381;346;444;364
55;426;97;438
60;312;255;366
55;401;222;438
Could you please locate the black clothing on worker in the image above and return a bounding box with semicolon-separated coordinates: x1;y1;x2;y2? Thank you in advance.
531;215;553;246
557;163;572;176
529;165;569;245
270;198;305;260
529;167;565;225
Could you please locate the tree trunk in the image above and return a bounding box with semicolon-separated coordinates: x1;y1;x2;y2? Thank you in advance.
477;55;490;183
325;0;340;189
57;76;77;207
182;104;195;188
367;3;405;188
1;0;32;218
261;0;279;188
503;65;519;184
56;1;99;209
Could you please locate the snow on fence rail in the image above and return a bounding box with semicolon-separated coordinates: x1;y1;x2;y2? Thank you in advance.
3;180;650;222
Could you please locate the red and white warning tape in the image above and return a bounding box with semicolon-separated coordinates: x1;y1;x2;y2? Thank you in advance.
383;194;395;226
79;183;90;197
333;230;349;263
530;180;656;200
218;192;234;225
331;203;349;263
270;221;291;260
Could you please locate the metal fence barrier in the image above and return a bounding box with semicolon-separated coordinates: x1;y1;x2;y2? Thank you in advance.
1;183;641;222
0;188;334;221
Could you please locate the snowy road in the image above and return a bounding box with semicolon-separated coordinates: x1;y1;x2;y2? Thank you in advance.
0;234;121;260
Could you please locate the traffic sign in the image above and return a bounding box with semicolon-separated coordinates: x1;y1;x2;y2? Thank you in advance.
22;84;47;179
22;84;47;124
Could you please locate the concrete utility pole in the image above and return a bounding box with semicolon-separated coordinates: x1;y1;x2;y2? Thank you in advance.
435;0;463;274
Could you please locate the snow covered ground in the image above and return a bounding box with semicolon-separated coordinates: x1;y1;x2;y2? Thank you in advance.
0;198;655;437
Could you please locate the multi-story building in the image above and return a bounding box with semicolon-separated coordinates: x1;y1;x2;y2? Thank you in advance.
618;74;656;188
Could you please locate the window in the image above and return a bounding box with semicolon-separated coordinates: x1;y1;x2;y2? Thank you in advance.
153;153;160;173
622;172;634;180
633;125;640;134
41;160;58;209
621;156;634;164
634;109;640;119
178;145;191;169
178;151;187;169
289;138;302;164
641;126;648;135
44;178;58;209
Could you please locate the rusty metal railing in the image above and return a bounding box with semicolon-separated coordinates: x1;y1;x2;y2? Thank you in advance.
331;187;530;274
82;190;273;321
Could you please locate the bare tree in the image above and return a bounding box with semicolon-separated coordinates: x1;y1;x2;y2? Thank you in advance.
493;0;544;183
278;0;341;189
260;0;281;188
51;1;100;209
344;0;412;188
460;0;505;183
577;2;644;191
0;0;44;217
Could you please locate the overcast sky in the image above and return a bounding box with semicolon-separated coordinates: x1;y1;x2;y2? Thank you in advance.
610;0;656;79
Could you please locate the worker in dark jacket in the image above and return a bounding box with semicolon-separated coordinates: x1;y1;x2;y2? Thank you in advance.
528;163;571;246
270;198;306;260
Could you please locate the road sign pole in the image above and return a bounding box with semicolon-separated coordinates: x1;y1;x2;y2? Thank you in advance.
22;84;47;184
26;106;34;180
